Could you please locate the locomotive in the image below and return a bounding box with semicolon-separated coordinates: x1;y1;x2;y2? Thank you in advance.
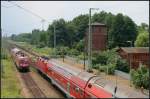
33;57;114;98
11;48;30;71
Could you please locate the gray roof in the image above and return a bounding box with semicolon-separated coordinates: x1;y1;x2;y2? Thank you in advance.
89;22;106;26
118;47;149;53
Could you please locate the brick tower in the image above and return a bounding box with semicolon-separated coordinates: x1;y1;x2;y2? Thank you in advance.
85;22;107;51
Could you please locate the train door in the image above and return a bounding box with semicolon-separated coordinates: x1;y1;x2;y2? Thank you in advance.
70;84;84;98
66;82;71;98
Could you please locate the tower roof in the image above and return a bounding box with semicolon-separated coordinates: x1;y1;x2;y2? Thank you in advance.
90;22;106;26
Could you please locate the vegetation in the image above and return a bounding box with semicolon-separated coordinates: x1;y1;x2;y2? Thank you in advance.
116;58;129;73
131;65;149;89
135;31;149;47
10;11;141;50
92;48;129;74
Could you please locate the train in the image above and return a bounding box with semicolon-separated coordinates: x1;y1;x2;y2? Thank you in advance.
11;48;30;72
10;47;148;98
32;56;115;98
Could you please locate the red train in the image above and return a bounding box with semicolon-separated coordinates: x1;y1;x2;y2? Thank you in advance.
33;56;114;98
11;48;30;71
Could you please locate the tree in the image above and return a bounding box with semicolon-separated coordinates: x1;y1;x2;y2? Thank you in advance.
30;29;41;45
11;34;16;40
92;11;108;23
47;18;69;47
72;14;89;42
66;22;76;48
110;13;137;48
140;23;149;32
75;39;84;52
135;31;149;47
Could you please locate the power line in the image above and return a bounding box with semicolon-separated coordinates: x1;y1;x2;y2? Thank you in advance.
8;1;48;22
1;4;15;8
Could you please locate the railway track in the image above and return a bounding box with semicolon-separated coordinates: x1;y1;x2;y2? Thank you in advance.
20;73;46;98
5;42;46;98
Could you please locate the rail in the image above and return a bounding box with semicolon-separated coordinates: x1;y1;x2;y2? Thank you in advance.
20;73;46;98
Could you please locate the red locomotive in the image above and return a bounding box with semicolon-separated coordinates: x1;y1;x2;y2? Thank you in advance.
11;48;30;71
33;56;114;98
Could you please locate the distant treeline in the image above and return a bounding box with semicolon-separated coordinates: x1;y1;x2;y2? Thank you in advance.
10;11;149;51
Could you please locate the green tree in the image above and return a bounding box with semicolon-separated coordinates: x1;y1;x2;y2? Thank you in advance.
47;19;69;47
72;14;89;42
110;13;137;48
135;31;149;47
30;29;41;45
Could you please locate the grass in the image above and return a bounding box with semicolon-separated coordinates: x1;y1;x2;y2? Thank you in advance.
1;43;23;98
14;41;53;57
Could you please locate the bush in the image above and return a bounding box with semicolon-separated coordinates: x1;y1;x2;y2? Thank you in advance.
131;65;149;89
1;48;8;59
68;49;80;56
116;58;129;73
97;64;107;72
93;64;115;75
92;64;100;69
36;42;45;48
77;52;87;60
92;51;108;65
91;49;118;75
107;63;116;74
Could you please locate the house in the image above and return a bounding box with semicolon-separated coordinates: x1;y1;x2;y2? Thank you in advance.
117;47;149;69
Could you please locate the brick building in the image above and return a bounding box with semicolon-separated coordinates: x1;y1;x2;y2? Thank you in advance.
117;47;149;69
85;22;107;51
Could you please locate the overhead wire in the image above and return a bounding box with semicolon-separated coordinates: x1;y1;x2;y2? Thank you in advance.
1;4;15;8
8;1;48;23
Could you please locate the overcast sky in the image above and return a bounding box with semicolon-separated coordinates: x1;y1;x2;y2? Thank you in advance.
1;1;149;36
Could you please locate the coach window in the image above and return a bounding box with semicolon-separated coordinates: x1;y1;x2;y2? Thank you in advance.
79;89;83;96
75;87;79;93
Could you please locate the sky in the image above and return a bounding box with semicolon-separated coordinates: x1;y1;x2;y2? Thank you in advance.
1;1;149;37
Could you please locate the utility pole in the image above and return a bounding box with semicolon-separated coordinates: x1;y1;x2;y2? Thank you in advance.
127;40;132;86
54;23;56;57
41;19;45;31
83;37;86;70
87;8;92;72
87;8;99;72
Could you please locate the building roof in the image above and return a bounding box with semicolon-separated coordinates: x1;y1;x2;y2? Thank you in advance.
117;47;149;54
89;22;106;26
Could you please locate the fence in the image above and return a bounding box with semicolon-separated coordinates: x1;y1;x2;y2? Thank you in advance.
66;56;131;80
65;56;88;65
115;70;130;80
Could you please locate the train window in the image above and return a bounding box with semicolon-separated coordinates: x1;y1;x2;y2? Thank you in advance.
79;89;83;96
75;87;79;92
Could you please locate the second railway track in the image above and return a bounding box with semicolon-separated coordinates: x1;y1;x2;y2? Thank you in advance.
20;73;46;98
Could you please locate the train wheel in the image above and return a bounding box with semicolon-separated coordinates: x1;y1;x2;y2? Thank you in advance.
37;70;41;74
27;68;30;72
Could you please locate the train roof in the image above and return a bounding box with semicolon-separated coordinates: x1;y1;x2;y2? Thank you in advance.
49;59;83;76
11;48;21;53
49;59;98;81
48;59;149;98
89;76;149;98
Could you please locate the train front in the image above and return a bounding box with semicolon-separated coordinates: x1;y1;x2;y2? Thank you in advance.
18;56;30;71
